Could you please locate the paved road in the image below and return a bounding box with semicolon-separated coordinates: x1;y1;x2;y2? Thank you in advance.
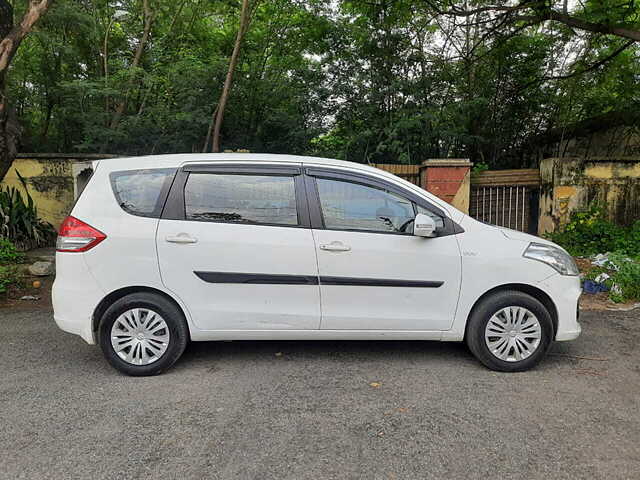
1;308;638;479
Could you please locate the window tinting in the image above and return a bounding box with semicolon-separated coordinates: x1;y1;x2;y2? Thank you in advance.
184;173;298;225
110;168;176;218
316;178;415;233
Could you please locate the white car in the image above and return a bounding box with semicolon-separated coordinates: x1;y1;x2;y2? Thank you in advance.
53;154;581;375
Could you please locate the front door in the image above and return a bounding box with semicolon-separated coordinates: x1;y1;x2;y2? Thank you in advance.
157;163;321;331
306;170;462;331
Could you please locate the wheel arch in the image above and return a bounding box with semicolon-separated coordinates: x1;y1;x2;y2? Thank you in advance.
92;286;191;338
463;283;558;340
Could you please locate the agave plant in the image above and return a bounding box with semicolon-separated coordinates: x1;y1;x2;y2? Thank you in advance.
0;171;56;251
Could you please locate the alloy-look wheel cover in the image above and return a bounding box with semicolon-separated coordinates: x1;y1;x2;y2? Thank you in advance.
484;306;542;362
110;308;170;366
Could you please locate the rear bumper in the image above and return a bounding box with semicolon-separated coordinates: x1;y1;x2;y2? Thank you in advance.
52;253;104;345
53;313;96;344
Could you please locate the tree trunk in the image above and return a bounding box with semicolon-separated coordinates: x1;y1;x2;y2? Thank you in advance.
209;0;252;153
0;0;52;182
110;0;153;129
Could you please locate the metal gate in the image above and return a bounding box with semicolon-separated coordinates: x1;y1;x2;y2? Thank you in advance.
470;169;540;234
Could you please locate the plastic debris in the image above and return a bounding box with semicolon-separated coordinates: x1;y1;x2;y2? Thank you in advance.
591;253;610;267
583;280;607;294
591;252;632;271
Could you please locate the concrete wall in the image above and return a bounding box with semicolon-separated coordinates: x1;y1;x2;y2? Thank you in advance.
539;157;640;235
521;111;640;166
1;154;114;229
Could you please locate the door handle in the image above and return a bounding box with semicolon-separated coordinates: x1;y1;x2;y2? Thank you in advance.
165;233;198;244
319;241;351;252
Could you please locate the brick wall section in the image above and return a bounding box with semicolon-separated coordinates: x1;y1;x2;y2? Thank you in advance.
423;166;468;203
420;159;472;212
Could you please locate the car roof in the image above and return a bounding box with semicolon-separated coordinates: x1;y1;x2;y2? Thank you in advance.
96;153;378;173
95;153;458;217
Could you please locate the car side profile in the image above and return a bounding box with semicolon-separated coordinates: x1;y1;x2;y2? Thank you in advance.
52;154;582;376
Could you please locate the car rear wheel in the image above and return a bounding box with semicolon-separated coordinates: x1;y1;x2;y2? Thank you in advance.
466;290;553;372
99;292;189;376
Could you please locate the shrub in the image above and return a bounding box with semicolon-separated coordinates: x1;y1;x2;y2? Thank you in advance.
472;162;489;174
606;252;640;303
548;205;640;257
583;251;640;303
0;171;56;250
0;264;22;294
0;238;25;264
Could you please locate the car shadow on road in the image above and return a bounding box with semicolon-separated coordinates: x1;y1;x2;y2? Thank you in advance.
173;338;587;375
175;339;486;374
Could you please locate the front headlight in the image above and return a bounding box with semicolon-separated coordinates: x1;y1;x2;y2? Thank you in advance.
523;242;579;276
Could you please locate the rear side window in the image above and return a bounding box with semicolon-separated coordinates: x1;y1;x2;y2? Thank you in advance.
110;168;176;218
184;173;298;226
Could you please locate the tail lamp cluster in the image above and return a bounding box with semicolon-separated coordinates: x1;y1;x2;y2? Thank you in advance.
56;216;106;253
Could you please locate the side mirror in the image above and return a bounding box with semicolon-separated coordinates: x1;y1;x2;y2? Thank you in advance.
413;213;437;238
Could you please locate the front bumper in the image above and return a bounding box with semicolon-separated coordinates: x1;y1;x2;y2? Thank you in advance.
537;273;582;341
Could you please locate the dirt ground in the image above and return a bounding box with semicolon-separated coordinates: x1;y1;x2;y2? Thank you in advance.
0;270;53;310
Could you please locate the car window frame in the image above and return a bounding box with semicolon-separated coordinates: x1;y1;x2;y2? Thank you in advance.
160;163;311;229
110;167;177;219
303;167;463;237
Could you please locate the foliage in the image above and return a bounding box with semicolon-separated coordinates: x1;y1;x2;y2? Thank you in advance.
605;253;640;303
472;162;489;174
4;0;640;167
0;264;22;294
0;171;55;250
584;253;640;303
0;238;25;264
548;205;640;257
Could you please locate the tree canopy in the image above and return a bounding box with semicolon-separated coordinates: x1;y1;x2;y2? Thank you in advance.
4;0;640;169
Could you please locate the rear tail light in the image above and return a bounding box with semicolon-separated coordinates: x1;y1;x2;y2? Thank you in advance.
56;216;107;252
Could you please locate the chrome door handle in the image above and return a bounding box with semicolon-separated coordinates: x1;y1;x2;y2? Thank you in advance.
319;241;351;252
165;234;198;244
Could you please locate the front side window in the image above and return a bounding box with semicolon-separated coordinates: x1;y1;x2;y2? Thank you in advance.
316;178;415;233
110;168;176;218
184;173;298;226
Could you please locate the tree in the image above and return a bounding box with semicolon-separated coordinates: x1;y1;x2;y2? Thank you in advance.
429;0;640;42
110;0;154;129
0;0;52;181
4;0;639;168
204;0;259;153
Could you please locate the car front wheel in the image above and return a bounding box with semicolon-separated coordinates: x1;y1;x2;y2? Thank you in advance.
466;290;554;372
99;292;189;376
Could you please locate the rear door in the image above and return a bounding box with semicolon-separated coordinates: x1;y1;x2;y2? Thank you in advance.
157;163;320;331
305;167;462;331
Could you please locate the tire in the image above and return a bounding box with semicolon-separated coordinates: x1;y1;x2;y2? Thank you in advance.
466;290;554;372
99;292;189;376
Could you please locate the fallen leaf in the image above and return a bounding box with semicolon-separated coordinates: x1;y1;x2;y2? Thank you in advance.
575;368;606;377
369;382;381;388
